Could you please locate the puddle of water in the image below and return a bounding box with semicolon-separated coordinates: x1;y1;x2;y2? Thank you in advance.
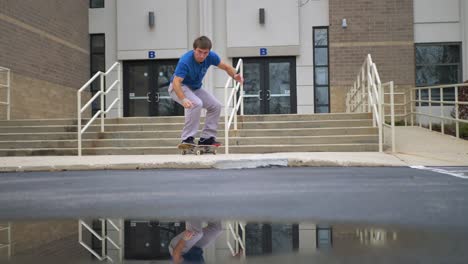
1;219;468;263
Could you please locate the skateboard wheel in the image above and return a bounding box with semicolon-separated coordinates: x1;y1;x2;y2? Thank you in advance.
181;150;187;155
213;149;217;155
196;150;201;155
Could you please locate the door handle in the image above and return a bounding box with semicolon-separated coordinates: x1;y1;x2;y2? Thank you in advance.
258;90;263;101
266;90;271;101
146;92;151;102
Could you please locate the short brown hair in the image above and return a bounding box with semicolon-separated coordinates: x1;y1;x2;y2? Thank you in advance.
193;36;212;50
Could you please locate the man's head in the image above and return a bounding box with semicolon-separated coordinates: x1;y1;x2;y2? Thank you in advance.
193;36;212;63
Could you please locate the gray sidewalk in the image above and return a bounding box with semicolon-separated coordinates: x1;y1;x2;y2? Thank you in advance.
0;126;467;172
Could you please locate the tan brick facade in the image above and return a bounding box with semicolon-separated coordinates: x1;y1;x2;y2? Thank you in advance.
10;220;77;255
329;0;415;113
0;0;89;119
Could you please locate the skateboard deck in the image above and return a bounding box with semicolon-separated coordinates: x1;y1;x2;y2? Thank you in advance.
177;143;218;155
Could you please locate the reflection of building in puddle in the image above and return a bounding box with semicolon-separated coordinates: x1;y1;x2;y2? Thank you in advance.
4;219;439;264
355;228;398;246
78;220;331;263
0;220;83;263
0;222;11;260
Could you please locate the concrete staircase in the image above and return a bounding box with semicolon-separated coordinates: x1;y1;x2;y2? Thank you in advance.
0;113;378;156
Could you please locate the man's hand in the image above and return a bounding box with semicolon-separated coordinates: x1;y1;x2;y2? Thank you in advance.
182;230;194;241
172;253;184;264
181;98;193;109
217;61;244;85
233;73;244;85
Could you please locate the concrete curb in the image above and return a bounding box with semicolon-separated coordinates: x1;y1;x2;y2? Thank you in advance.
0;153;411;172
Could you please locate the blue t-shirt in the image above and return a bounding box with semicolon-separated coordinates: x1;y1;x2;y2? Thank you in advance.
171;50;221;90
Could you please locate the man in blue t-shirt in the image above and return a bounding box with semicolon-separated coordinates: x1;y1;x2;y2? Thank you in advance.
169;36;243;146
169;221;222;264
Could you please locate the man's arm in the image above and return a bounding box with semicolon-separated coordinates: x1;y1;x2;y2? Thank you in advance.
172;230;194;263
217;61;244;84
172;76;193;109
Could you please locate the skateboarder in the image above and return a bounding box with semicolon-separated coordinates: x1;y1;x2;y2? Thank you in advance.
169;221;223;264
169;36;243;147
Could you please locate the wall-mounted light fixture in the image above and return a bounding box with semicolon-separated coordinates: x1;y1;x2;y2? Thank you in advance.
149;11;155;28
259;8;265;25
341;18;347;29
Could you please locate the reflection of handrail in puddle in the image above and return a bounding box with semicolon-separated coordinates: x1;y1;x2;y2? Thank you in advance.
227;221;246;258
356;228;397;246
0;222;11;260
78;219;123;263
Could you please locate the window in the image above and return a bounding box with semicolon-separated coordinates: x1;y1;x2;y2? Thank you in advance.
415;43;462;105
90;34;105;115
90;0;104;8
313;27;330;113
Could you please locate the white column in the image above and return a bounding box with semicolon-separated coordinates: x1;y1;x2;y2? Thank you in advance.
199;0;215;94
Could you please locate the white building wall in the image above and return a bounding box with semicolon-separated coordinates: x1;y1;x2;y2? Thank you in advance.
462;0;468;80
89;0;330;116
116;0;189;60
414;0;468;80
297;0;329;114
89;1;120;117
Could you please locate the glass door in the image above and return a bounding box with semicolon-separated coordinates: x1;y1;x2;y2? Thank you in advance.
123;60;183;117
235;57;296;115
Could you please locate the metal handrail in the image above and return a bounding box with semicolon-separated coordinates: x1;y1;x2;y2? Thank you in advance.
382;82;396;152
0;222;11;260
346;54;385;152
224;59;244;154
226;221;246;258
410;83;468;138
77;62;121;156
0;67;11;120
78;219;122;263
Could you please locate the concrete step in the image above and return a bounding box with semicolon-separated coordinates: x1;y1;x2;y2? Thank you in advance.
0;143;379;156
0;120;373;133
0;113;372;126
0;127;378;140
0;135;377;149
0;113;379;156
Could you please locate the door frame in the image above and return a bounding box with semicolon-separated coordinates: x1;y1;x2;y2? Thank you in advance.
123;59;182;117
234;57;297;114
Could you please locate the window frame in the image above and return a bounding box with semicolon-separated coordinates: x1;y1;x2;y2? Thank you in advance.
414;42;463;87
313;26;330;113
90;34;106;115
90;0;104;9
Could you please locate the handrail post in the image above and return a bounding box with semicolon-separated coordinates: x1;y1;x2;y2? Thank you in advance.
118;63;122;118
440;88;444;134
224;78;229;154
428;88;432;131
100;73;105;133
410;89;414;126
234;84;237;131
390;81;395;152
101;219;105;260
418;89;422;127
404;92;407;126
455;86;459;138
378;81;383;152
367;59;371;113
240;61;244;116
77;90;82;156
6;69;10;120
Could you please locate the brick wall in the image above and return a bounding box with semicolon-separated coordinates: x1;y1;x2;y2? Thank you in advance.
329;0;415;113
11;220;77;255
0;0;89;119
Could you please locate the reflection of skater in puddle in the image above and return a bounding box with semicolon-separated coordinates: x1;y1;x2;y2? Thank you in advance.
169;221;222;264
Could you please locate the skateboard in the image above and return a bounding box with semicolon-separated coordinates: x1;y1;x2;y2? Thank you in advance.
177;143;218;155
